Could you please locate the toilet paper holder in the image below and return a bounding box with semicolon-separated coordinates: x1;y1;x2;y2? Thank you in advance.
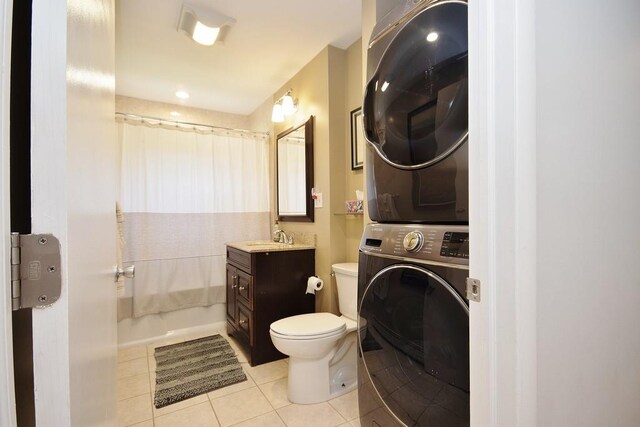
306;276;324;294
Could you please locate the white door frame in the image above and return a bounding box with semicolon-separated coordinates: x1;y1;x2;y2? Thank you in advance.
469;0;537;425
0;0;16;424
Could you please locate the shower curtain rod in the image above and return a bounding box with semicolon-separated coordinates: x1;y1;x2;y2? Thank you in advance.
115;112;270;136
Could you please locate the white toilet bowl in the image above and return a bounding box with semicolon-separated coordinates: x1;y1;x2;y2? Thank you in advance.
269;262;359;404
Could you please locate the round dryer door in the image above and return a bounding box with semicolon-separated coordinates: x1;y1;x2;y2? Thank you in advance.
363;0;468;169
359;264;469;426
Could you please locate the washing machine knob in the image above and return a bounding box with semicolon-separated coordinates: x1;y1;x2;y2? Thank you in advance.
403;231;424;252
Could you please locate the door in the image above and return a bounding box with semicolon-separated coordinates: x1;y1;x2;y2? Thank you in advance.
29;0;118;424
0;0;15;425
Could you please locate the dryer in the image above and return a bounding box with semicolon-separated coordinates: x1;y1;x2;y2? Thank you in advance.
363;0;468;224
357;223;469;426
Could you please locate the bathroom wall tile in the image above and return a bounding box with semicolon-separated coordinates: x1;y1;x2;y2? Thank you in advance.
276;402;346;427
207;368;255;399
243;360;288;385
229;411;286;427
210;387;273;427
117;373;151;401
117;394;152;427
328;389;359;421
118;345;148;363
154;402;220;427
152;393;209;417
117;358;149;380
258;378;291;409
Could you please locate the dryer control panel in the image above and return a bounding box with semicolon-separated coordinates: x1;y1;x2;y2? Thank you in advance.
359;223;469;267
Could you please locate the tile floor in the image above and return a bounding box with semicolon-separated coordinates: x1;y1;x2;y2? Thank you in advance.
117;328;362;427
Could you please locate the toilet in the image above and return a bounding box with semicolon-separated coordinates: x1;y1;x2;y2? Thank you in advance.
269;262;359;404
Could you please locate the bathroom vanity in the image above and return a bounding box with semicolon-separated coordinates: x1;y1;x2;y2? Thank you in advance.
225;241;315;366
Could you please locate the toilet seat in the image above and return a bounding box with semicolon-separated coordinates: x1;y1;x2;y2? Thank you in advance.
270;313;346;340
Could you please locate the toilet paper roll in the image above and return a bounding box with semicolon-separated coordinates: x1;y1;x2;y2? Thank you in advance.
306;276;324;294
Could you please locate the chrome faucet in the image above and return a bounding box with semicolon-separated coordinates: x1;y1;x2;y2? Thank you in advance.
274;229;294;244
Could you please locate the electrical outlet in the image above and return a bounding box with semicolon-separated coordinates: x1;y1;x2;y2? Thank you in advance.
314;192;323;208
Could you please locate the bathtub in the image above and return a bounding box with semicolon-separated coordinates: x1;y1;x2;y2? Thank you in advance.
117;302;227;349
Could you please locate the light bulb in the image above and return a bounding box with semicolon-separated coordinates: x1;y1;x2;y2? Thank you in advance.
281;94;296;115
192;22;220;46
271;103;284;123
426;32;439;42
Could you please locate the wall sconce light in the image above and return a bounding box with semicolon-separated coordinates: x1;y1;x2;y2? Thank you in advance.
272;89;298;123
178;3;236;46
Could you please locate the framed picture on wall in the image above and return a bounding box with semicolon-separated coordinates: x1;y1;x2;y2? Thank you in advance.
350;107;364;170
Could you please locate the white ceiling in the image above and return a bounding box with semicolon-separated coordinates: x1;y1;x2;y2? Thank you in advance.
115;0;362;115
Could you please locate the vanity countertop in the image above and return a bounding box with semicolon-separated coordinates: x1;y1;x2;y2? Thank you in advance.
226;240;315;253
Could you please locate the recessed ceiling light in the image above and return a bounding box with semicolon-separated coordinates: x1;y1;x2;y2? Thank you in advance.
381;81;390;92
175;90;190;99
170;111;181;117
426;32;439;42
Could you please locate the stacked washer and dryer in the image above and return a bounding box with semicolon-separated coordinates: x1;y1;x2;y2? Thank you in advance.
357;0;470;426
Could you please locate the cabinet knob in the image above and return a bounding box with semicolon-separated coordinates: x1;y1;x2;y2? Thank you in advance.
239;319;247;326
231;283;237;289
238;286;246;291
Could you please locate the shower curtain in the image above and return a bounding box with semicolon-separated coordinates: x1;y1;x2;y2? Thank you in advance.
117;118;270;319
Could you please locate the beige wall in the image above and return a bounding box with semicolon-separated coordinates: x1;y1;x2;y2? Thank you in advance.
273;47;337;313
344;39;364;262
249;44;365;314
116;95;250;129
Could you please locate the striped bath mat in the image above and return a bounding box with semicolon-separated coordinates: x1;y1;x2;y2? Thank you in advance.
153;334;247;408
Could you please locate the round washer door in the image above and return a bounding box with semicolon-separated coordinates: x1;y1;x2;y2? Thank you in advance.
359;264;469;426
363;0;468;170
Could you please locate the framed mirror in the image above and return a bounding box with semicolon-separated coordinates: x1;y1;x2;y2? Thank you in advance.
276;115;314;222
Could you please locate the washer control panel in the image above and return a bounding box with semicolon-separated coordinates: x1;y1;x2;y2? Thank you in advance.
360;223;469;266
402;231;424;252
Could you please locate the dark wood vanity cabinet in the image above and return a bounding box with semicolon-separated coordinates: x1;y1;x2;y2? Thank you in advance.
226;246;315;366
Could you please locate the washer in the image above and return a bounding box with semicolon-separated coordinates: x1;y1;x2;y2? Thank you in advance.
363;0;468;224
357;223;469;426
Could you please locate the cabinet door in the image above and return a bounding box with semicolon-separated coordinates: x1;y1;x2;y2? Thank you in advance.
237;303;254;346
236;269;254;310
226;264;238;324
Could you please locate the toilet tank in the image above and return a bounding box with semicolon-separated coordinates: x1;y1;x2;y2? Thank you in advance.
332;263;359;321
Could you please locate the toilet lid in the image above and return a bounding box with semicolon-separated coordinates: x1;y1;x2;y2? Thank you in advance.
270;313;346;338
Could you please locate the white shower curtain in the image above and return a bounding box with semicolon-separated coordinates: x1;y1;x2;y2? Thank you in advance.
117;119;270;318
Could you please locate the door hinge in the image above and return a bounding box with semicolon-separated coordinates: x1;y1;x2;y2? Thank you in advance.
10;232;62;311
466;277;481;302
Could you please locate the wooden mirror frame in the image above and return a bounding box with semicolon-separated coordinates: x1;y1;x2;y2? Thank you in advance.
276;115;314;222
